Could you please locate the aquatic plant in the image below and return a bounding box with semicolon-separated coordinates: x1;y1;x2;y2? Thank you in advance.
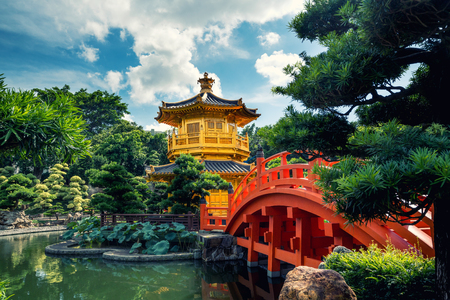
63;217;197;255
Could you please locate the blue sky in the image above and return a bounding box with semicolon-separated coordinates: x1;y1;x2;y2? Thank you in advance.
0;1;415;132
0;0;324;132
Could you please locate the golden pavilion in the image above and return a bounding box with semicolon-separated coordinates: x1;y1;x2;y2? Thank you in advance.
145;72;260;208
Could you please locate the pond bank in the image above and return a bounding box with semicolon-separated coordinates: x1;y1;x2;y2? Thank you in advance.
45;239;201;262
0;225;66;236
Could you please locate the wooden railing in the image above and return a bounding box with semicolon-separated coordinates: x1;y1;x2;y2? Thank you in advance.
100;213;199;231
167;131;249;153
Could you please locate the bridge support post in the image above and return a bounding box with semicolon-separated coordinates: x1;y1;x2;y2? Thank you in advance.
262;206;285;277
200;196;207;230
244;214;260;267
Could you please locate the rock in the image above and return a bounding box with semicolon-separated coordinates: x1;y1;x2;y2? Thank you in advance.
333;246;353;254
0;211;33;229
0;225;15;230
73;212;82;220
279;266;356;300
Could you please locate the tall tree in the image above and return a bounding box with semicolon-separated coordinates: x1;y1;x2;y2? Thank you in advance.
274;1;450;297
0;74;90;165
33;85;129;137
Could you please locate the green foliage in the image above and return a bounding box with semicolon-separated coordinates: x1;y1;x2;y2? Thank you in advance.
68;120;168;178
31;163;71;211
33;85;129;138
259;106;356;161
323;244;435;299
0;173;36;210
266;156;306;169
0;74;90;164
313;121;450;225
0;167;14;178
88;162;146;213
276;1;450;124
145;182;169;213
240;123;278;163
44;202;65;220
63;217;197;254
64;176;89;212
167;154;228;212
0;279;14;300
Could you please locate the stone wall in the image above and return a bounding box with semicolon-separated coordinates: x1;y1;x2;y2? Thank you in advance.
197;231;246;262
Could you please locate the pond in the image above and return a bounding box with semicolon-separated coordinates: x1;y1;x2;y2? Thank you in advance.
0;232;284;299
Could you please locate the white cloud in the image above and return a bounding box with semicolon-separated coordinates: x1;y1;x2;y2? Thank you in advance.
1;0;304;103
122;114;134;122
78;43;99;62
145;122;172;132
105;70;125;93
258;32;280;46
255;50;301;86
120;29;127;41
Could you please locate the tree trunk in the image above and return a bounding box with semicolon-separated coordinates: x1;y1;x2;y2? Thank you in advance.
434;197;450;300
33;165;44;180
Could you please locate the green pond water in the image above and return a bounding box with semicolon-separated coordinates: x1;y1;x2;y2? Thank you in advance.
0;232;284;300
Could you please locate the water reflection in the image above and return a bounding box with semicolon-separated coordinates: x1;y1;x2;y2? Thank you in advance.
0;232;284;299
201;263;284;300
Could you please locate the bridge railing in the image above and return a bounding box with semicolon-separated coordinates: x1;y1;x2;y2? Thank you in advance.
230;152;325;216
200;151;331;231
199;206;228;231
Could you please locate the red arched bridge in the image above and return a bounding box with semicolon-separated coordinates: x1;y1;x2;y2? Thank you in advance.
200;151;435;277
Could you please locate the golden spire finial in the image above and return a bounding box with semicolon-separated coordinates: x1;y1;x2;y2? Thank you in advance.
197;72;214;93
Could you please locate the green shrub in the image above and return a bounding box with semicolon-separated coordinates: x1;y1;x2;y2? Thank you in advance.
322;243;435;300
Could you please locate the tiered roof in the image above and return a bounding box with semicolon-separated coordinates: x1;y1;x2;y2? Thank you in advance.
155;73;260;127
146;159;251;178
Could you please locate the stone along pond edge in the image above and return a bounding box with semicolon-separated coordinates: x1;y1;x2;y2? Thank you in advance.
44;230;244;263
44;239;201;262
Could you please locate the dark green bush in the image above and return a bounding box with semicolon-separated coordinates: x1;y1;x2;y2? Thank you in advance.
323;243;435;300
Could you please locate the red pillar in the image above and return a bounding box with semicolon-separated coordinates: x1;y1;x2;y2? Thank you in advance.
244;214;260;267
200;196;207;230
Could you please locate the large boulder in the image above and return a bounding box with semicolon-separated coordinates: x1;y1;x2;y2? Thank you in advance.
0;210;33;229
279;266;356;300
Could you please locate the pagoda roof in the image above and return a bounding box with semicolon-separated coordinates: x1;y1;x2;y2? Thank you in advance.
155;92;260;127
146;159;251;176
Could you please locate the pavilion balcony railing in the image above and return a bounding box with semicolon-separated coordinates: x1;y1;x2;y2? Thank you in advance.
167;131;249;153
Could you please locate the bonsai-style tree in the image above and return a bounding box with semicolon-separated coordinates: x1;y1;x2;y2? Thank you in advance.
88;162;146;214
44;202;66;221
42;163;69;202
0;174;37;210
32;184;56;210
64;176;89;212
166;154;228;214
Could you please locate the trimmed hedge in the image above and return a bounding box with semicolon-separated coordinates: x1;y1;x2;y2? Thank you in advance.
322;244;435;300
